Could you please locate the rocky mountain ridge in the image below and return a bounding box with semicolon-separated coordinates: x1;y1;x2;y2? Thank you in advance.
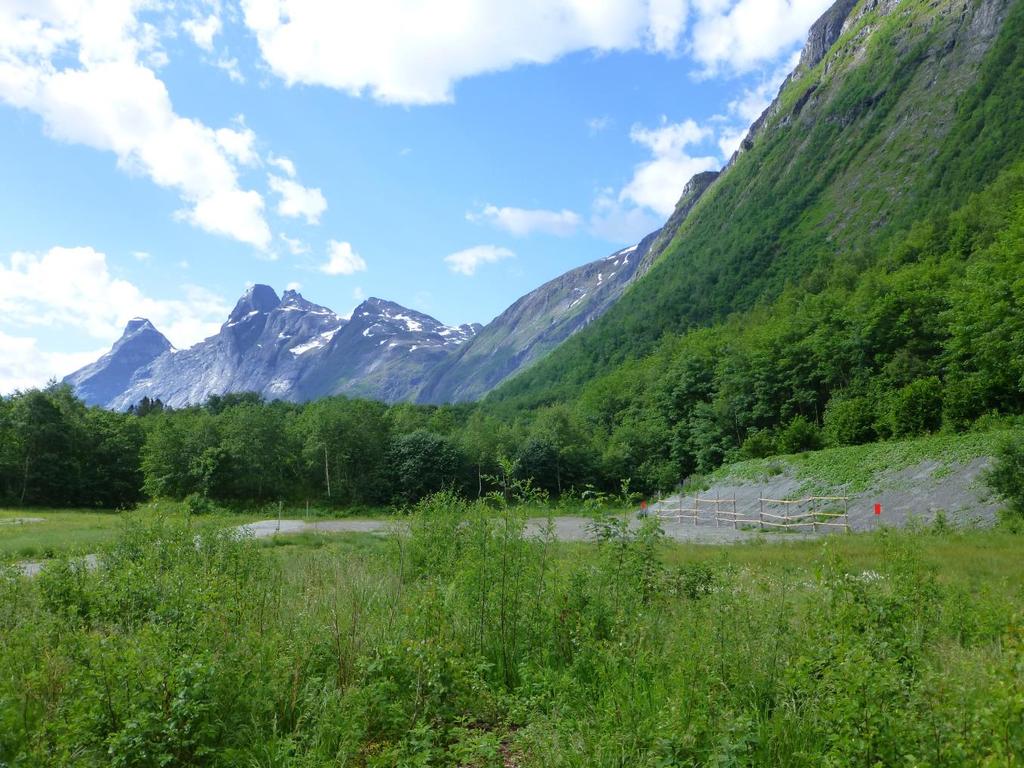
65;159;726;410
68;0;917;410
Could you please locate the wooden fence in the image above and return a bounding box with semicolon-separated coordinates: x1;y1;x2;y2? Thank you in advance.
652;494;737;528
652;493;850;532
754;495;851;533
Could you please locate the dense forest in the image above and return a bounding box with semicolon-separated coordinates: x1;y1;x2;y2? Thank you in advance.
0;384;626;509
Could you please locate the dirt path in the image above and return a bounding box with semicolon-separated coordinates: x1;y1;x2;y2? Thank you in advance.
239;515;814;544
13;514;811;577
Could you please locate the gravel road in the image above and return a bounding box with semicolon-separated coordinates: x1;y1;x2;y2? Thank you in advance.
240;515;813;544
10;514;819;578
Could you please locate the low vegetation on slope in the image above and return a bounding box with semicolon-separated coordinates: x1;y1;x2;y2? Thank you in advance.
1;495;1022;766
706;429;1008;493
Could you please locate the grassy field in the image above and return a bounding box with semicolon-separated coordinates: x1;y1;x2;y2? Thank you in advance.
0;497;641;564
0;499;407;562
0;508;125;560
0;503;274;561
3;495;1022;766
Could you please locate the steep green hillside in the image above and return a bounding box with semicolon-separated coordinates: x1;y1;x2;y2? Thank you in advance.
493;0;1023;410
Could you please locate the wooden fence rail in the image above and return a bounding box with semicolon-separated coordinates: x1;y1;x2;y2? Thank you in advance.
653;493;851;533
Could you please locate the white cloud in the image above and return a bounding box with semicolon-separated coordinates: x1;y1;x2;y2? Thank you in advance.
279;233;309;255
649;0;689;51
240;0;690;105
587;116;612;134
216;56;245;83
353;286;366;301
321;240;367;275
215;125;259;166
286;281;302;291
182;14;222;52
444;245;514;276
0;246;231;392
0;331;106;394
132;250;152;261
621;118;719;216
714;49;801;159
468;205;581;237
268;175;327;224
589;189;662;244
238;0;829;104
729;51;800;121
717;125;747;159
267;153;296;177
0;2;272;249
689;0;831;76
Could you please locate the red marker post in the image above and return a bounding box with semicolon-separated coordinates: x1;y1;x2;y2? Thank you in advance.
874;502;882;516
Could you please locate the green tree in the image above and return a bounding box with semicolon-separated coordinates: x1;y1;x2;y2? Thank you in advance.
80;409;145;507
140;409;220;498
216;402;293;500
389;430;461;504
888;377;944;438
823;393;877;446
777;415;824;454
8;389;76;505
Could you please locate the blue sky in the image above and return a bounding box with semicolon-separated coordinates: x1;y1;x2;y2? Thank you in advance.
0;0;833;393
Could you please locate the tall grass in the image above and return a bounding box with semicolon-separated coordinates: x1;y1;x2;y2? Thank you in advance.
1;495;1021;766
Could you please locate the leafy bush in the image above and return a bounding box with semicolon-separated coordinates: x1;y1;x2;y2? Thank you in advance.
777;415;824;454
739;428;777;459
388;429;460;503
824;394;877;446
942;376;987;432
183;492;221;516
888;377;944;438
985;432;1024;522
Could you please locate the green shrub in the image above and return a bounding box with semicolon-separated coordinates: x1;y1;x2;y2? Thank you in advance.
183;492;221;516
777;415;824;454
4;501;1024;765
942;376;987;431
739;429;777;459
985;432;1024;522
824;394;877;446
889;377;944;438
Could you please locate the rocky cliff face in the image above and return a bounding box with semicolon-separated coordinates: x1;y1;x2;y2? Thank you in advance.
800;0;861;70
65;287;481;408
63;145;727;409
95;286;346;409
64;318;172;407
65;154;724;410
297;298;481;403
416;233;658;403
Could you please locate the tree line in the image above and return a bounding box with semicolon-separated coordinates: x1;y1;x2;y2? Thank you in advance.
2;162;1023;510
0;386;637;508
